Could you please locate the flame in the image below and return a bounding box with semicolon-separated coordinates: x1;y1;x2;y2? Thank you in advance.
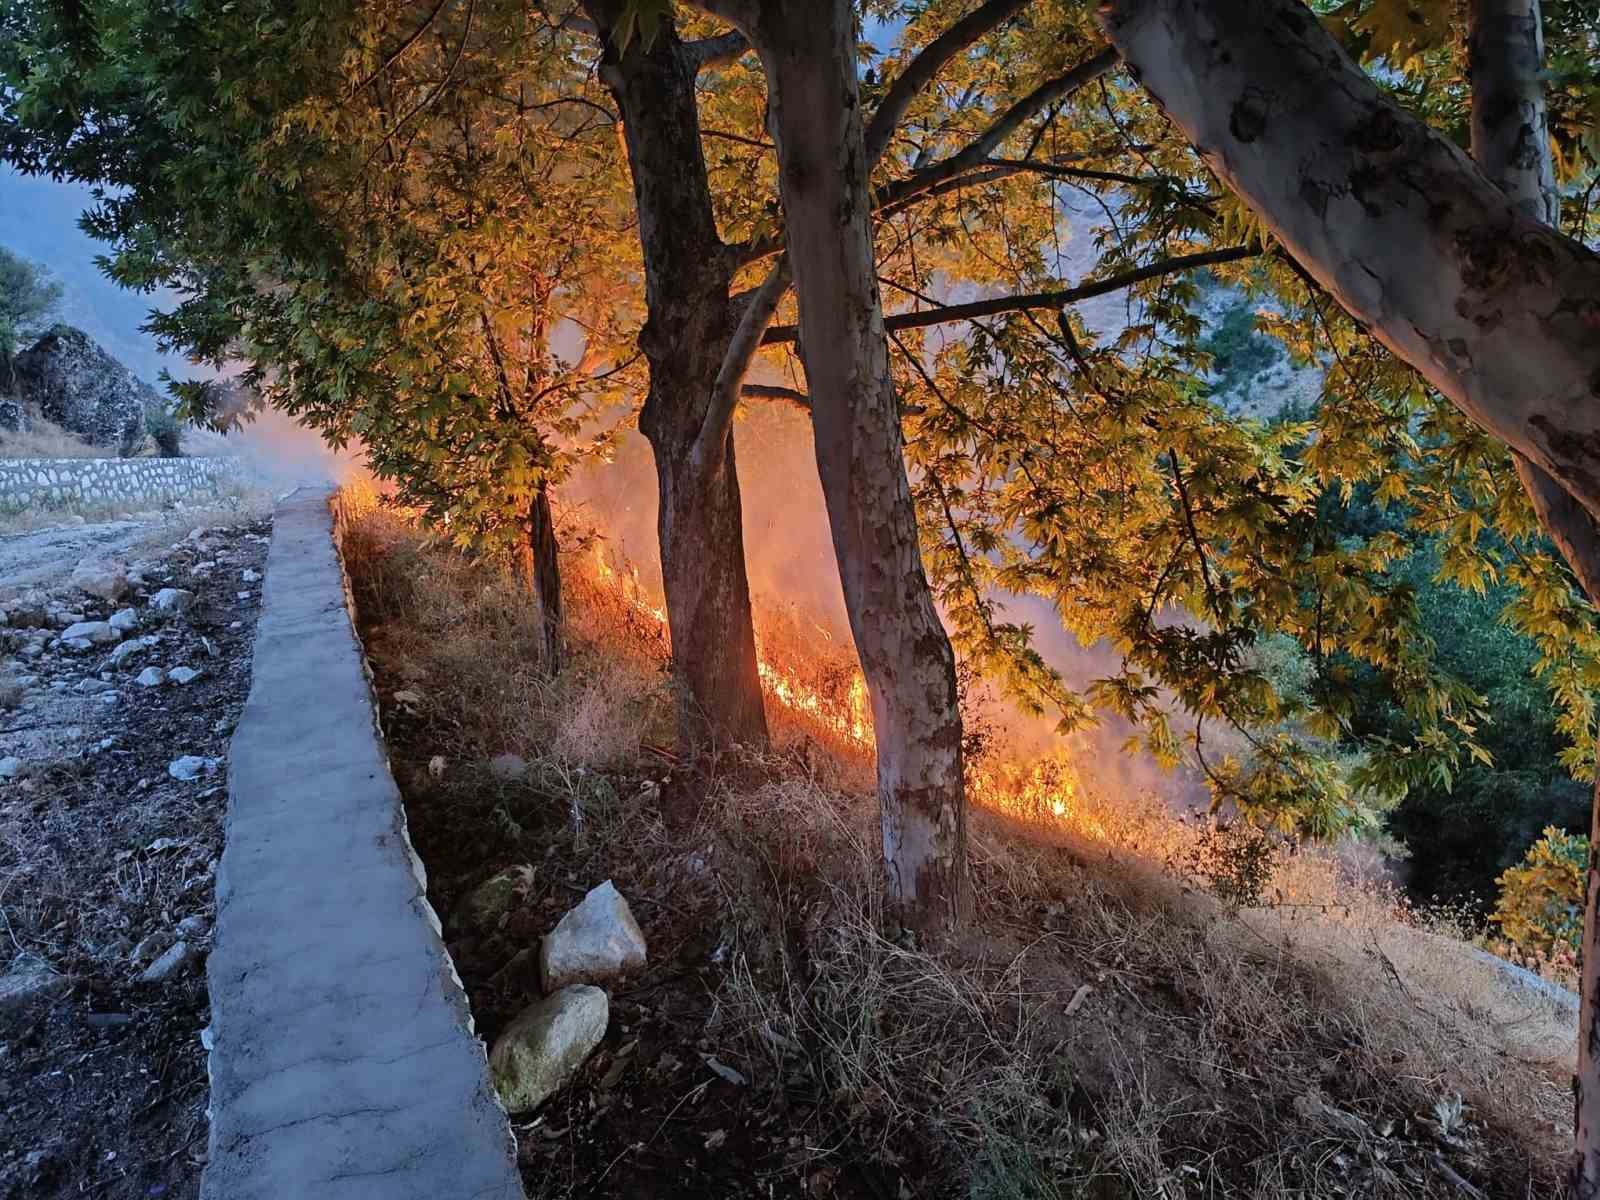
349;489;1103;846
584;539;1106;839
591;541;873;746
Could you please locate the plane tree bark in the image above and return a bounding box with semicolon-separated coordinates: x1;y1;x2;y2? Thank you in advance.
696;0;972;932
582;1;769;754
1097;0;1600;523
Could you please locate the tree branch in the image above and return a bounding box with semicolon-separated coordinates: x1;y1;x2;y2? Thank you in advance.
899;45;1120;199
694;256;792;472
863;0;1031;167
741;382;809;409
732;44;1121;265
762;244;1255;343
346;0;455;98
681;30;750;72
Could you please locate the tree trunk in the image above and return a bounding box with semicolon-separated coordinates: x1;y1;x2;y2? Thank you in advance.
1467;2;1600;1191
1096;0;1600;525
735;0;969;932
585;2;769;753
528;480;563;675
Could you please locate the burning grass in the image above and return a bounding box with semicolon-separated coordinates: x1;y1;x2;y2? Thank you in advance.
339;493;1574;1199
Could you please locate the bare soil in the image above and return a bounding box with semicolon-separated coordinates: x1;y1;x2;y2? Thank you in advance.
0;519;270;1200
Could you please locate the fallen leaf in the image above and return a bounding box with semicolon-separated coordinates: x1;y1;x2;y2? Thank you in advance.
704;1129;728;1150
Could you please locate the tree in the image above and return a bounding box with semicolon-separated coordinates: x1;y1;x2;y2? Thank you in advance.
0;244;60;361
1096;0;1600;1186
578;1;772;752
691;0;975;928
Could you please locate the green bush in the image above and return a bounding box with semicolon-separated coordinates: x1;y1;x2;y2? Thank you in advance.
1491;826;1588;960
144;401;184;457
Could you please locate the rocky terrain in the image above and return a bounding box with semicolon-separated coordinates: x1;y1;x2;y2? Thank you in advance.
5;325;166;456
0;518;270;1200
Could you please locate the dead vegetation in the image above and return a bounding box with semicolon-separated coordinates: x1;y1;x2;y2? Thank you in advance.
340;499;1573;1200
0;416;118;460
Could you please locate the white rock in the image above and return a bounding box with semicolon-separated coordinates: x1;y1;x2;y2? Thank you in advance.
73;678;114;695
70;558;129;602
108;609;141;633
135;667;165;688
488;985;609;1113
489;753;529;782
241;568;261;583
59;638;92;652
168;666;202;685
150;588;195;613
175;915;209;940
540;880;648;992
139;941;195;983
60;621;116;646
0;757;21;780
168;756;220;782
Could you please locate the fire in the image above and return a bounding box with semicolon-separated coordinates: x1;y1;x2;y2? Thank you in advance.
585;542;1102;842
590;541;874;746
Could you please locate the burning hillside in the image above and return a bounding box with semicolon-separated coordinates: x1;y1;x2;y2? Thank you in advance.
337;490;1575;1200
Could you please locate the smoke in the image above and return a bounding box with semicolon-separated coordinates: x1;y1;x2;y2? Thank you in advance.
187;403;371;490
562;398;1202;810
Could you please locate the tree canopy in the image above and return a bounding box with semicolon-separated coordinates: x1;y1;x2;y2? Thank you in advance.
2;0;1598;845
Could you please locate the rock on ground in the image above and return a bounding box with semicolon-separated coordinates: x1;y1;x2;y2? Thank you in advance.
540;879;648;992
488;984;609;1113
167;755;220;781
151;588;196;613
139;940;196;983
11;325;153;453
0;956;71;1012
59;620;117;646
70;559;130;602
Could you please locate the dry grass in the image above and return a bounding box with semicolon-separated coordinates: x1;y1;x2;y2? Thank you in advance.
0;416;116;459
339;495;1573;1200
0;478;272;537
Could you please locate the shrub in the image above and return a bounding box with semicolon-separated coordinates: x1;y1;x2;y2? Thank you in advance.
1492;826;1588;960
144;400;184;457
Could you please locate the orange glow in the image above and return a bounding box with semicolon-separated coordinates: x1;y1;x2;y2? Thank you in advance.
583;540;1112;843
591;541;874;747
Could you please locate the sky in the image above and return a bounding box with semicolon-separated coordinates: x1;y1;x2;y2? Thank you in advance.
0;165;193;384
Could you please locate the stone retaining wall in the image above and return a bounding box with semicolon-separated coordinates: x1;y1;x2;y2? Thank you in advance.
0;456;241;514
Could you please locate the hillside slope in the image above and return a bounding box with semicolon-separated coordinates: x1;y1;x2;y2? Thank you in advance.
341;497;1574;1200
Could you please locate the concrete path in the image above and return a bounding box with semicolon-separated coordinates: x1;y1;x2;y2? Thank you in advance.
203;487;523;1200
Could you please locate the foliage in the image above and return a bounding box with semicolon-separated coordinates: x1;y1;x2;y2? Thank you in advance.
1196;280;1283;399
143;400;182;457
1492;826;1589;960
3;0;1598;853
0;0;638;556
0;244;61;360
